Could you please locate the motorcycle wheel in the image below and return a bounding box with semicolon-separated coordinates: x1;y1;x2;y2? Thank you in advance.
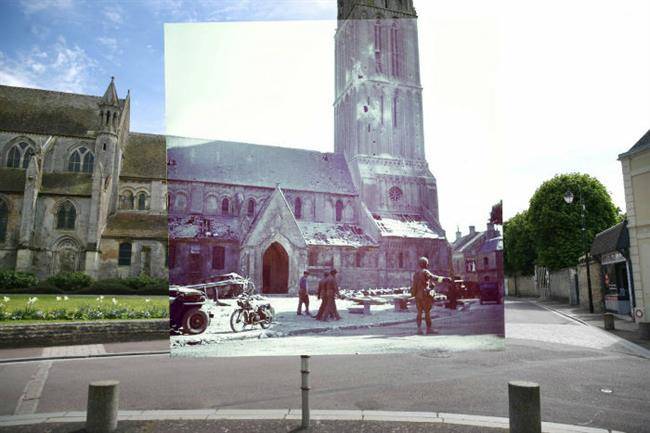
230;309;247;333
259;306;273;329
182;308;209;334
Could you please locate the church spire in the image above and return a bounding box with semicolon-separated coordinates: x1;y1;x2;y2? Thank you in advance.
101;76;119;107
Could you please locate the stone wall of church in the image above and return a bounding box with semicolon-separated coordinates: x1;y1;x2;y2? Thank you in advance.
168;240;238;285
98;238;168;279
118;179;167;213
0;193;21;269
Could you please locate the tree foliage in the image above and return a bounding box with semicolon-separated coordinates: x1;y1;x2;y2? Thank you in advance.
528;173;618;270
504;211;536;276
490;200;503;225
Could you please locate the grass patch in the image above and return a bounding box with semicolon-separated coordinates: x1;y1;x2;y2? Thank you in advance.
0;294;168;322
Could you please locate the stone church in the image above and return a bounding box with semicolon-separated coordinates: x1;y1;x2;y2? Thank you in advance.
0;80;168;280
167;0;451;293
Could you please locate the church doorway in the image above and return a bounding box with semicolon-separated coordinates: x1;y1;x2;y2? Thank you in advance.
262;242;289;294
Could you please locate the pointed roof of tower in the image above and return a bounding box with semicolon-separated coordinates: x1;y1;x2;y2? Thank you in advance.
101;77;119;106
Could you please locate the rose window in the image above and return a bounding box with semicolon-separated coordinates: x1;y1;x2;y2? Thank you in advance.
388;186;403;202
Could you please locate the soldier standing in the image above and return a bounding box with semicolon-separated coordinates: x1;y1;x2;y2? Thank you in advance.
411;256;436;335
324;269;341;321
297;271;311;316
314;271;329;320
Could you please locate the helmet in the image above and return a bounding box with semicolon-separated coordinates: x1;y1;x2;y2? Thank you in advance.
418;257;429;268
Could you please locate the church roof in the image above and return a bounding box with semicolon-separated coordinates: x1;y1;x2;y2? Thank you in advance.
297;221;377;247
0;168;26;192
104;213;168;239
167;140;357;195
0;85;125;138
373;215;444;239
619;129;650;159
122;133;167;180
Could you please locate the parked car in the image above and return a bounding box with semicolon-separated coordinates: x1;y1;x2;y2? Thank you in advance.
479;282;501;305
169;286;214;335
187;273;255;301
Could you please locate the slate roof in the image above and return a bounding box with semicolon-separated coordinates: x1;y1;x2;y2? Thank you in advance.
103;213;168;239
619;129;650;159
373;215;444;239
167;140;357;194
122;133;167;180
0;85;124;138
454;231;485;254
0;168;26;192
41;172;93;196
479;236;503;253
297;222;377;247
591;220;629;256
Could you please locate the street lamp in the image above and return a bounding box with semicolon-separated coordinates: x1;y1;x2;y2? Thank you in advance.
564;189;594;313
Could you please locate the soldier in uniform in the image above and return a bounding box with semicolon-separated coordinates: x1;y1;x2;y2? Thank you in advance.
314;271;330;320
411;256;436;335
324;269;341;321
297;271;311;316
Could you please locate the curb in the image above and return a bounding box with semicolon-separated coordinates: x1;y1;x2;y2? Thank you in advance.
0;350;171;365
528;300;650;360
0;409;624;432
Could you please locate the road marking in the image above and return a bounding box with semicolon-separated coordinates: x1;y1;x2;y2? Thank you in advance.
13;361;52;415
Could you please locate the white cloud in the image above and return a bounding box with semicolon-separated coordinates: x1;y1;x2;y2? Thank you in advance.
0;37;97;94
19;0;73;14
102;5;124;26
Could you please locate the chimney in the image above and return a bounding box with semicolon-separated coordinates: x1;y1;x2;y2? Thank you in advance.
455;226;462;241
469;225;476;235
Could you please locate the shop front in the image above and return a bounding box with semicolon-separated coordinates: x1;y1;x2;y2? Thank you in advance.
590;221;634;317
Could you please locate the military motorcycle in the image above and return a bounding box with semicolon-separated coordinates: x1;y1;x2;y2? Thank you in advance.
229;293;274;332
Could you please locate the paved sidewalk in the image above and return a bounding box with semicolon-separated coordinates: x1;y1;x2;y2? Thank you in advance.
0;409;625;433
532;298;650;353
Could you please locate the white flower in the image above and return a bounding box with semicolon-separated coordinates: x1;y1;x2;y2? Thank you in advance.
100;296;105;300
27;297;38;305
145;298;151;303
56;296;62;301
64;296;69;301
112;298;118;305
2;296;9;303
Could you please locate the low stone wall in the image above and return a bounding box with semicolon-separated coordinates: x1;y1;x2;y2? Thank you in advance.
0;319;168;349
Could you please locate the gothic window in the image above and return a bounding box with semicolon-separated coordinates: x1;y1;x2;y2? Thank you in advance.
68;147;94;173
356;251;362;268
398;252;404;268
0;199;7;242
56;201;76;230
389;186;403;202
174;193;187;212
221;198;230;216
6;142;35;169
247;199;256;218
335;200;344;222
294;197;302;219
483;256;489;268
206;195;218;214
212;246;225;270
118;242;132;266
137;192;148;210
121;191;134;210
390;22;400;77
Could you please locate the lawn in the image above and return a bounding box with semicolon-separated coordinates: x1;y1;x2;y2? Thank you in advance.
0;294;168;323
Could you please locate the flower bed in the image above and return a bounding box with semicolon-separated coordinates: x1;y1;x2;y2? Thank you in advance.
0;294;168;322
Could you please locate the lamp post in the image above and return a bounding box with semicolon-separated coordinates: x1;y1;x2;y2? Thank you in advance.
564;190;594;313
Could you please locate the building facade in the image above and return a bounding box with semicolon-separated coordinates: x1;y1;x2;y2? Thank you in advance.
167;0;450;293
619;129;650;335
451;223;501;284
0;80;168;280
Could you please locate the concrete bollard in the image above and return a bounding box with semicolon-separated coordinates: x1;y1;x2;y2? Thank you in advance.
508;381;541;433
604;313;615;331
300;355;310;429
86;380;119;433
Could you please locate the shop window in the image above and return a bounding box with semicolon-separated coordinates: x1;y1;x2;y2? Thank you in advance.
118;242;132;266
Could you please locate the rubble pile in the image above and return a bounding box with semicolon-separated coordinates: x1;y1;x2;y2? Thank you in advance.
298;222;377;247
169;215;239;241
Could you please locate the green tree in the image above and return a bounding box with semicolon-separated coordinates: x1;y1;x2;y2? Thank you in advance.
504;211;536;276
528;173;618;270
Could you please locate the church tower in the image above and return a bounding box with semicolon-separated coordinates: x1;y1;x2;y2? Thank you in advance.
334;0;442;230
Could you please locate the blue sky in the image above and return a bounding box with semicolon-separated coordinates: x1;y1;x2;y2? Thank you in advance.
0;0;335;133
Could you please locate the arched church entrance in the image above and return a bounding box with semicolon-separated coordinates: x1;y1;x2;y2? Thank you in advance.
262;242;289;294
